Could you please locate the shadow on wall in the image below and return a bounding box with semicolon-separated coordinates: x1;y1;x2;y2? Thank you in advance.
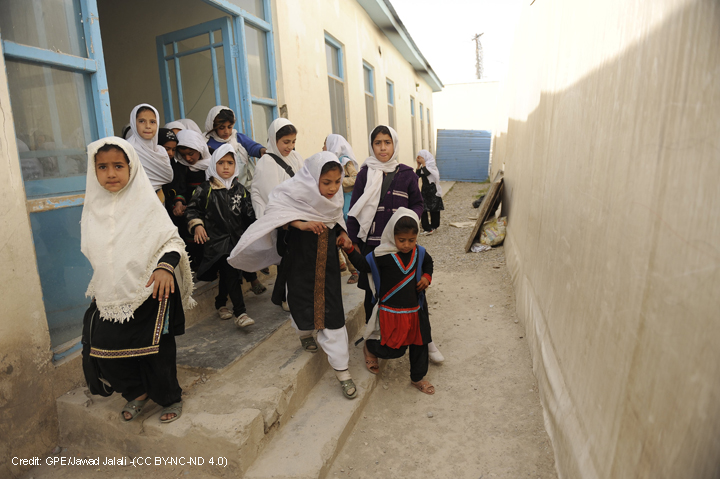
491;2;720;478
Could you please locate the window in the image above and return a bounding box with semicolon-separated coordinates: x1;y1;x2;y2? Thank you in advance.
363;62;376;144
410;96;417;157
420;102;425;150
157;5;279;143
386;80;395;129
325;34;347;137
0;0;112;355
427;107;432;153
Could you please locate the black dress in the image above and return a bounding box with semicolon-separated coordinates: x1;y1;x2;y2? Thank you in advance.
274;223;346;331
82;252;185;407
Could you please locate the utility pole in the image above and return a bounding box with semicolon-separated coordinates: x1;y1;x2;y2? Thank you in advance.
472;33;484;80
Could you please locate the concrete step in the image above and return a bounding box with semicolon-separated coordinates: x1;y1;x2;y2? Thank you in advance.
55;277;366;477
244;346;378;479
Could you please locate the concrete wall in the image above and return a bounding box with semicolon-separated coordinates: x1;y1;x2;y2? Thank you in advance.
432;80;499;142
272;0;435;164
0;52;58;478
491;1;720;478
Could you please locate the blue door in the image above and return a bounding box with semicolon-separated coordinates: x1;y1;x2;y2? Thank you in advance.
156;17;241;129
435;129;492;182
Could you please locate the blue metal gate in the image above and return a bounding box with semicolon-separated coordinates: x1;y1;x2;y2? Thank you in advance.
435;129;491;182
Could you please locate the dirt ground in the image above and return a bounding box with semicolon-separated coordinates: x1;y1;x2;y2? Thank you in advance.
326;181;558;479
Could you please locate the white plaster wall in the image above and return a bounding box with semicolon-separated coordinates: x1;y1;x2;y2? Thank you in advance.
272;0;435;164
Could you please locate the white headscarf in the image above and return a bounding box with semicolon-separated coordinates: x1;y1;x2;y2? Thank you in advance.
204;106;251;182
325;134;359;171
178;118;203;135
347;125;400;241
418;149;442;197
228;152;345;272
164;121;184;131
175;129;211;172
126;104;174;191
251;118;304;218
206;144;240;189
81;137;195;323
361;207;420;341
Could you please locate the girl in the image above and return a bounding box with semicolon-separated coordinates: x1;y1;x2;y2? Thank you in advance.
416;150;444;235
251;118;304;218
164;118;203;136
344;208;434;394
158;128;178;160
186;144;257;327
81;137;195;423
228;152;358;399
127;104;174;198
324;134;360;284
347;125;444;364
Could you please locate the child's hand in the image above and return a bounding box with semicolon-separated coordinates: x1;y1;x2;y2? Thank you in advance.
173;202;186;216
292;221;327;235
194;225;209;244
146;268;175;300
416;276;430;292
336;231;352;250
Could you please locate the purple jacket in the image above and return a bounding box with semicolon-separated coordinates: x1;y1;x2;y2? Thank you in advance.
347;164;424;246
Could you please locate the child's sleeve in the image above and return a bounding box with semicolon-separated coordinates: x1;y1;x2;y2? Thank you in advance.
155;251;180;270
346;167;368;243
407;170;424;219
237;132;264;158
241;185;256;226
421;250;434;284
168;163;188;205
346;246;371;273
185;183;208;234
416;166;429;178
342;161;358;189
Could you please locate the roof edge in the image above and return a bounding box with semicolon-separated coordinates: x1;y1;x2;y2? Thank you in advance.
356;0;444;92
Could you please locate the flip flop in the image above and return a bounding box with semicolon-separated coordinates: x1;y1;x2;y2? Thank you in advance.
340;379;358;399
411;380;435;395
120;398;149;422
363;342;379;375
347;273;359;284
300;336;318;353
160;401;183;424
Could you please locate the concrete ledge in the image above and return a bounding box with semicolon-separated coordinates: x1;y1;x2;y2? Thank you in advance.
55;278;365;477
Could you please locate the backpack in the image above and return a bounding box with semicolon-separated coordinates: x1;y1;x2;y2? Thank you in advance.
366;245;427;310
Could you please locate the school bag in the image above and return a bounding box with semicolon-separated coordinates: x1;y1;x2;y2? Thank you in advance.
267;153;295;178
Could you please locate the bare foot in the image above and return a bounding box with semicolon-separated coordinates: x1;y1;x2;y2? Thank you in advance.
411;380;435;395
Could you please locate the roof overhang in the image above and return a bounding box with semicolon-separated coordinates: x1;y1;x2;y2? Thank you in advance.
356;0;444;92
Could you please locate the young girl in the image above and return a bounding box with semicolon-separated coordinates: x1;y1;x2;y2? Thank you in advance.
416;149;444;235
158;128;178;160
81;137;195;423
228;152;358;399
344;208;435;394
186;144;257;327
251;118;304;218
127;104;174;198
324;134;359;284
205;106;266;186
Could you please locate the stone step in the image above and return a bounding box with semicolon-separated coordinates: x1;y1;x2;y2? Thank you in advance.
55;278;366;477
244;346;378;479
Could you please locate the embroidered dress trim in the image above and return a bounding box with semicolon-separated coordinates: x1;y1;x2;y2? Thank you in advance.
391;248;417;274
313;228;329;330
155;262;175;274
379;304;421;313
381;272;415;302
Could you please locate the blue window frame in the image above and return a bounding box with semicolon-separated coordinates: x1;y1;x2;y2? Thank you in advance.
325;33;347;137
160;0;278;141
1;0;112;358
363;62;376;143
386;79;395;129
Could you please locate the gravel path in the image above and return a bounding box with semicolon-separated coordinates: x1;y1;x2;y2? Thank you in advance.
417;181;505;271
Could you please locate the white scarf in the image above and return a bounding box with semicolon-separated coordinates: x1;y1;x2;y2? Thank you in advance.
362;207;420;341
164;121;184;131
204;105;251;184
228;151;345;272
325;134;359;172
251;118;305;218
206;144;240;189
175;129;211;172
178;118;203;134
81;137;195;323
127;104;174;191
418;149;442;197
347;125;400;241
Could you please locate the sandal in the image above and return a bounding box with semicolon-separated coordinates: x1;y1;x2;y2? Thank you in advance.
300;336;318;353
235;313;255;328
411;380;435;395
217;307;233;320
160;401;183;424
347;272;359;284
340;379;358;399
120;397;149;422
363;342;379;375
250;280;267;295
